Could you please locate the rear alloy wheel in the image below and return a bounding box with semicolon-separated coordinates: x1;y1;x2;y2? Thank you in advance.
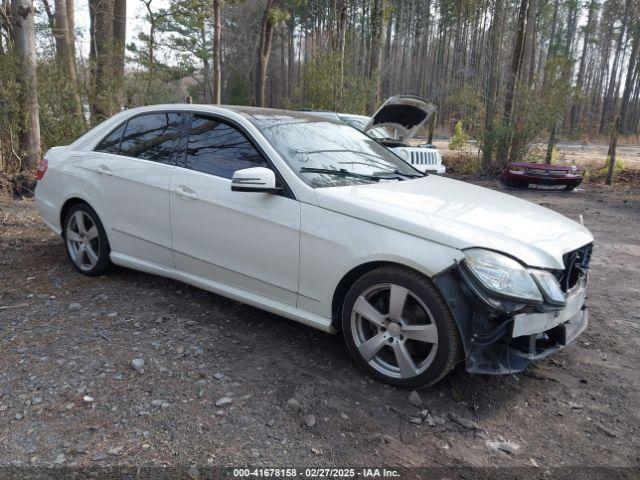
342;267;460;389
64;204;112;276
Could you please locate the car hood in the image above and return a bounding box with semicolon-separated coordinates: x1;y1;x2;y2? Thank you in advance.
315;175;594;270
364;95;437;142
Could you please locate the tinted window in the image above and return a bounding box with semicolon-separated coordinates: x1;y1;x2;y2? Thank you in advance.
184;115;268;178
119;112;185;164
95;123;125;154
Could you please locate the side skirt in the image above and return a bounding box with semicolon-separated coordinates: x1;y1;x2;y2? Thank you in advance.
110;252;336;334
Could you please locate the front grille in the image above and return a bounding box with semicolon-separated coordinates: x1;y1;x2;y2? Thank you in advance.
555;243;592;291
408;149;440;166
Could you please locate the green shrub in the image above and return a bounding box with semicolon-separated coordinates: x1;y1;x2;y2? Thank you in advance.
599;158;626;176
448;120;469;150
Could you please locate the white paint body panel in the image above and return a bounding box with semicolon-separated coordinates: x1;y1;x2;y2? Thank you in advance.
35;104;594;334
78;151;175;266
170;167;300;306
315;174;593;270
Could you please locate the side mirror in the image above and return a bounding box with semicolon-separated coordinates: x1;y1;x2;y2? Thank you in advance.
231;167;282;194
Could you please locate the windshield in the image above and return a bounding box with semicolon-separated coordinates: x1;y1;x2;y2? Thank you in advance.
338;115;397;140
250;116;420;188
339;115;368;130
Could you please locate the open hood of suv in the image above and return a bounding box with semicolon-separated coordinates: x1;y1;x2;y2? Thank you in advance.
364;95;437;143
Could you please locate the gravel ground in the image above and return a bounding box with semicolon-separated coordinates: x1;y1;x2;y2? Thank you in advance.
1;182;639;472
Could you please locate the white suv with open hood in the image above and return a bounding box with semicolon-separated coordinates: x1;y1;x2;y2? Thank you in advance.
338;96;445;174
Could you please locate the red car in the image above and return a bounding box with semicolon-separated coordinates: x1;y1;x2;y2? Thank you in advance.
502;162;583;191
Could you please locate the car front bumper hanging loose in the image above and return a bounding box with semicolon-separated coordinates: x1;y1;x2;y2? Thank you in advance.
433;263;589;375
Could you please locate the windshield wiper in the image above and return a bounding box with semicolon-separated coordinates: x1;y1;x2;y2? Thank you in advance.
373;169;425;179
299;167;380;182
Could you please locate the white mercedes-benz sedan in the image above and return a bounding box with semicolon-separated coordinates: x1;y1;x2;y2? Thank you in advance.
35;104;594;388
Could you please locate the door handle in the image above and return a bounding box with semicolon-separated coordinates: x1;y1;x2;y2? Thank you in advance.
97;165;112;176
175;185;198;200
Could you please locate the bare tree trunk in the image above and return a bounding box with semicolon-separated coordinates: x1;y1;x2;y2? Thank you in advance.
89;0;115;121
619;22;640;134
542;0;559;87
66;0;82;99
367;0;385;112
255;0;279;107
569;0;596;135
212;0;221;104
503;0;527;126
112;0;126;105
600;0;631;133
507;0;537;163
54;0;83;122
545;124;557;164
336;0;347;104
606;112;620;185
40;0;54;30
521;0;537;84
202;58;212;103
11;0;40;170
498;0;527;163
287;13;294;99
481;0;503;169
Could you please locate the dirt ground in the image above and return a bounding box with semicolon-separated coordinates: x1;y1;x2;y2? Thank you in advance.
1;181;639;473
433;139;640;172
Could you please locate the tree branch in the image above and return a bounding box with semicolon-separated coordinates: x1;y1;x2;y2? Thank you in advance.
0;3;13;40
40;0;55;30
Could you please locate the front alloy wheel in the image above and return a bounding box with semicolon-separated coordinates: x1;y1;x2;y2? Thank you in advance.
342;266;460;389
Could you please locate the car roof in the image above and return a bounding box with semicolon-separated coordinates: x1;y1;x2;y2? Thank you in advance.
70;104;346;150
120;104;342;123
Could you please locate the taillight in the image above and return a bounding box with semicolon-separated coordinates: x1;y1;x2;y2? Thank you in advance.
36;158;48;181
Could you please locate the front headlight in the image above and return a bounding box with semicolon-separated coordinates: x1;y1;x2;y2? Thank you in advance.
463;249;542;302
530;270;566;305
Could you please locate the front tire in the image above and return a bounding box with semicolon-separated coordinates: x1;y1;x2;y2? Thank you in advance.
342;266;461;389
63;203;112;276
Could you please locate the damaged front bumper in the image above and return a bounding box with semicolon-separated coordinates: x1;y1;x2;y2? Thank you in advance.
433;264;589;375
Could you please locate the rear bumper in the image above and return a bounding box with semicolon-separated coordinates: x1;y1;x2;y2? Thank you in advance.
34;183;63;235
433;265;589;375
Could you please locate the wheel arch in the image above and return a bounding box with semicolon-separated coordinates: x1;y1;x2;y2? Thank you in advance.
59;197;102;235
331;261;442;330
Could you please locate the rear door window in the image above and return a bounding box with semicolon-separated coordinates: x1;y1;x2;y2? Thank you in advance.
118;112;186;164
95;123;125;154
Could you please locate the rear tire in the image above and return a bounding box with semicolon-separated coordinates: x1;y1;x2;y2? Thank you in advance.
63;203;112;276
341;266;461;389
